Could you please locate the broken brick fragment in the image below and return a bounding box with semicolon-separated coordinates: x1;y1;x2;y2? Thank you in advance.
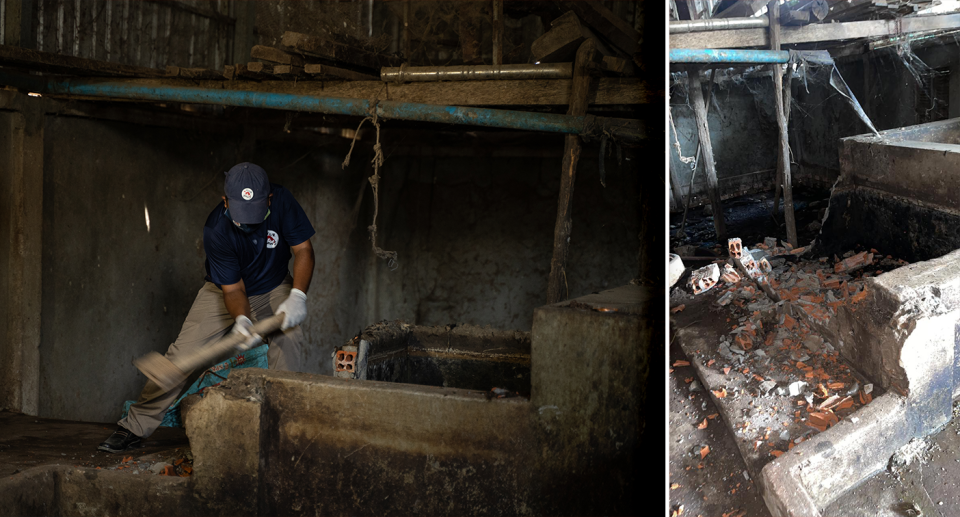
728;238;743;259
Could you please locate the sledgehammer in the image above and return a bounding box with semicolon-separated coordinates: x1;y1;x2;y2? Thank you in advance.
133;313;285;392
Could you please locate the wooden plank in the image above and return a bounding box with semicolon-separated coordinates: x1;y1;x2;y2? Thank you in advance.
770;2;798;247
547;39;596;305
280;31;402;72
234;63;270;81
246;62;275;74
38;76;655;106
0;43;165;76
492;0;503;66
531;11;585;63
303;63;378;81
688;66;726;240
166;66;224;80
671;13;960;48
273;65;303;78
251;44;304;67
561;0;639;54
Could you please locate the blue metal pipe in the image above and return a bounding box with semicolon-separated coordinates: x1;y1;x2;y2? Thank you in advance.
670;49;791;64
0;71;642;141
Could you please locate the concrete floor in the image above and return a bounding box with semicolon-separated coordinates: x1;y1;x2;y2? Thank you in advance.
0;411;189;476
669;332;771;517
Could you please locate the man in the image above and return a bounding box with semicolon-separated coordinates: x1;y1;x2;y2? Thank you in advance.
99;162;315;453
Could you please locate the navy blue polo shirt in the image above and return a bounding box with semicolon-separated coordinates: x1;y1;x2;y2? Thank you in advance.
203;184;315;296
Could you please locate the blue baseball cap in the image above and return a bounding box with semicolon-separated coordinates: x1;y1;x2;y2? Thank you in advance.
224;163;270;224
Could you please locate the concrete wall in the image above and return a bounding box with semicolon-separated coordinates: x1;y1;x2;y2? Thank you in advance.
357;149;640;332
181;285;649;516
792;43;960;185
0;94;640;422
669;74;779;207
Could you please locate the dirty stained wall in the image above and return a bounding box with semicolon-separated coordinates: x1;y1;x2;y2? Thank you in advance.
670;75;778;207
356;145;640;332
8;109;638;422
792;43;960;185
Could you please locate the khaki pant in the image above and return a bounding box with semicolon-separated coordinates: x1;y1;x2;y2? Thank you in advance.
119;278;303;437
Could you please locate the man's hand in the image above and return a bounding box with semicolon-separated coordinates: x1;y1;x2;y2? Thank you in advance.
231;315;264;350
277;289;307;330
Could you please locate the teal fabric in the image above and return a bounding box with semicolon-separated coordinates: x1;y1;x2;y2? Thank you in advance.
120;344;269;428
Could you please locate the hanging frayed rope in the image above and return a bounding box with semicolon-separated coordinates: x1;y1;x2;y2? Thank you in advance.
341;103;399;271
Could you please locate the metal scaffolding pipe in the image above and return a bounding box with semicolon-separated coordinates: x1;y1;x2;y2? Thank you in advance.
670;48;790;64
670;17;769;33
0;71;642;142
381;63;572;82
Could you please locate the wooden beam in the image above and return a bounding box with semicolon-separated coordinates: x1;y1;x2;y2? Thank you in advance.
0;44;165;77
670;13;960;49
251;45;304;67
273;65;303;78
531;11;586;63
492;0;504;66
234;63;271;81
770;2;798;247
166;66;225;80
304;64;378;81
280;31;402;72
562;0;639;54
547;39;597;305
688;66;726;241
35;76;654;107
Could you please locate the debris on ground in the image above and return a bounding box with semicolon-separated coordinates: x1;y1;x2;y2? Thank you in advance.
670;238;911;463
889;438;932;470
86;447;194;477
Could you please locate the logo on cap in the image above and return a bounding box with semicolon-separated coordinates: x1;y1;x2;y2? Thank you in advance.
241;188;254;200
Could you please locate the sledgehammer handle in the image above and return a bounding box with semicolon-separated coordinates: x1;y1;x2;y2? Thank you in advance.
134;313;285;392
171;313;285;372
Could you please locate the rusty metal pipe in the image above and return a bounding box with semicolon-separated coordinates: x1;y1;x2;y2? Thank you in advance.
381;63;572;82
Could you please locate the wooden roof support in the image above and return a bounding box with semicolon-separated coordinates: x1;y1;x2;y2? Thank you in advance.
547;39;598;305
769;1;798;247
687;65;726;242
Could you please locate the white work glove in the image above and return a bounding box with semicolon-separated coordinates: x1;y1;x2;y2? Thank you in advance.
277;288;307;330
231;315;263;351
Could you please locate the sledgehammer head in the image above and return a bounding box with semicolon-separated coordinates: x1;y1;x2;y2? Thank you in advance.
134;352;188;392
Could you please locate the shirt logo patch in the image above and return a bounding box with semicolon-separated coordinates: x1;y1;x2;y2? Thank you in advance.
266;230;279;249
241;188;254;200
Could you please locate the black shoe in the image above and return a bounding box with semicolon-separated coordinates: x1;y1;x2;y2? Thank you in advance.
97;426;142;453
